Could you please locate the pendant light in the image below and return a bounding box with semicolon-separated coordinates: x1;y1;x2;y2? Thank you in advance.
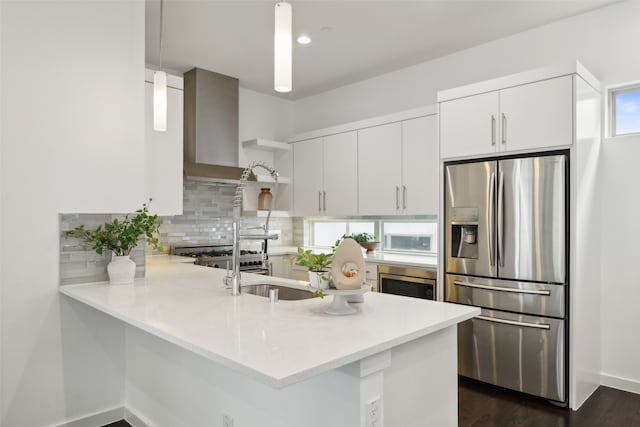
274;2;292;93
154;0;167;131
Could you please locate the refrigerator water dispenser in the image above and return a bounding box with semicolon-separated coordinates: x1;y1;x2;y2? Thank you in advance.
450;207;479;259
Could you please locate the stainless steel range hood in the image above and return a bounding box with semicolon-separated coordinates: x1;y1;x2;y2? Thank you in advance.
183;67;245;183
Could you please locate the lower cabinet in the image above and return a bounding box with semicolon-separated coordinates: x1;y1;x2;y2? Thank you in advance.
365;262;378;292
269;254;309;281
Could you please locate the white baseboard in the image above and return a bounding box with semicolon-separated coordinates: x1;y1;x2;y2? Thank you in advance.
56;406;124;427
601;373;640;395
124;406;153;427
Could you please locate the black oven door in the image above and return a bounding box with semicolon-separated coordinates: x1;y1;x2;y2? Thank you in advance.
379;273;435;300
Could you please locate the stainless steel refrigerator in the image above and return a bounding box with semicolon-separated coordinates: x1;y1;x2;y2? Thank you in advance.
444;153;568;404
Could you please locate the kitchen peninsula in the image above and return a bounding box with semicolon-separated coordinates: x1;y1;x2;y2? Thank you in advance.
61;258;478;427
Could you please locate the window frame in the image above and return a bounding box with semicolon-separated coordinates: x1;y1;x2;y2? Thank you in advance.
306;218;438;255
609;83;640;138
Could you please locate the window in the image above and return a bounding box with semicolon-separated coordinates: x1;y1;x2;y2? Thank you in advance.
381;221;437;254
310;221;375;248
611;85;640;137
307;219;437;254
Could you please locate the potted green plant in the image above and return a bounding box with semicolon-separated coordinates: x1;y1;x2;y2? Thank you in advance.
293;247;334;292
65;200;163;285
342;232;381;254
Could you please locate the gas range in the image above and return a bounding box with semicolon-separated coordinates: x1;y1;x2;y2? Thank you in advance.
171;244;270;275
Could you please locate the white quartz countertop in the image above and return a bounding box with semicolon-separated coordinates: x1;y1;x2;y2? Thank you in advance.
60;260;476;389
269;246;438;269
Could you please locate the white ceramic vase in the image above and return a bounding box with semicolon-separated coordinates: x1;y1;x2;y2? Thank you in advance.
107;255;136;285
308;271;330;290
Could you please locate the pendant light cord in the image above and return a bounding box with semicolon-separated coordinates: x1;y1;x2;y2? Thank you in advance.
159;0;164;69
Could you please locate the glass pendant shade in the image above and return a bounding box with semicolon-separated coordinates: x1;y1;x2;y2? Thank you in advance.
274;2;292;93
153;70;167;131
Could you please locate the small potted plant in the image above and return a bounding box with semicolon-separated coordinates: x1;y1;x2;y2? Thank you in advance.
342;232;381;254
293;247;334;292
65;200;163;285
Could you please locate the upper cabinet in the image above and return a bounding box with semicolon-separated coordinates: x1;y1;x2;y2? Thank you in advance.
439;75;574;159
358;116;438;215
144;71;184;215
402;115;438;215
358;123;402;215
293;132;358;216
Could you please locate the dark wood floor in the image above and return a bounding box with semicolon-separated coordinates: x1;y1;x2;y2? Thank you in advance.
100;379;639;427
459;377;640;427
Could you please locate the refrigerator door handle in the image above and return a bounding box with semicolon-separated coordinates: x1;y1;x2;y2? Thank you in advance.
497;170;505;267
453;280;551;296
476;315;550;330
489;172;496;267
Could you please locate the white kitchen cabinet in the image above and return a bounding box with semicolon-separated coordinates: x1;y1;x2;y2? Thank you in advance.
322;132;358;215
269;255;288;278
358;122;403;215
364;262;378;292
358;117;437;215
439;75;573;159
499;76;573;152
293;132;358;216
293;138;323;216
439;91;499;159
401;115;438;215
144;76;184;215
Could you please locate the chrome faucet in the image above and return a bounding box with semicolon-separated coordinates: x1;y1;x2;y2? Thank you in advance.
227;161;280;296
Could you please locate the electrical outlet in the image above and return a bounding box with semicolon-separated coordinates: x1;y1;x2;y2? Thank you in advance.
365;397;381;427
222;414;234;427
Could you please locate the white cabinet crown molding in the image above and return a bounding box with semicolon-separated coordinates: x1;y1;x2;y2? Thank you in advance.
437;61;599;103
288;105;436;143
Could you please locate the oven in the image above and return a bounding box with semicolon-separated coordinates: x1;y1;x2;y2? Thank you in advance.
171;243;271;275
378;265;436;300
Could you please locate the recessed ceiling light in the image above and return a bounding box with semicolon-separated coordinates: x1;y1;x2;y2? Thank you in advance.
297;34;311;45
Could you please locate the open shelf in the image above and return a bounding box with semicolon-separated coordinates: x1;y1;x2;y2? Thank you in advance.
242;138;291;152
242;210;290;218
253;173;291;184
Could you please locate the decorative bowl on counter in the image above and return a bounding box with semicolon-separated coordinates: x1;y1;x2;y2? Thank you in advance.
359;241;382;254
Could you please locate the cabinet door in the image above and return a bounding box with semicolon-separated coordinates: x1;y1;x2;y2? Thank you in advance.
402;115;438;215
439;91;499;159
323;131;358;215
144;82;184;215
293;138;323;216
358;122;402;215
499;75;573;153
269;255;287;278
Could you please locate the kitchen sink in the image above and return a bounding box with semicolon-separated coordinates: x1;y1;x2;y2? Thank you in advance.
242;284;316;300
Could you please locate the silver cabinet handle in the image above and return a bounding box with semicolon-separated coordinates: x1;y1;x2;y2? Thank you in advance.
497;170;504;267
488;172;496;267
395;186;400;209
453;280;551;296
402;185;407;210
318;191;322;212
323;191;326;212
501;113;507;145
476;315;550;330
491;115;496;146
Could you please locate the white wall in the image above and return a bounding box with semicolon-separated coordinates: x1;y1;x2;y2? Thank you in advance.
238;87;295;167
294;1;640;133
599;134;640;393
1;2;145;425
293;0;640;391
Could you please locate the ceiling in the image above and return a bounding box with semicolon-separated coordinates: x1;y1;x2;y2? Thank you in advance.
145;1;616;100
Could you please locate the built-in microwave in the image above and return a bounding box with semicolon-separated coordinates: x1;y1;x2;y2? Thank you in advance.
378;265;436;300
